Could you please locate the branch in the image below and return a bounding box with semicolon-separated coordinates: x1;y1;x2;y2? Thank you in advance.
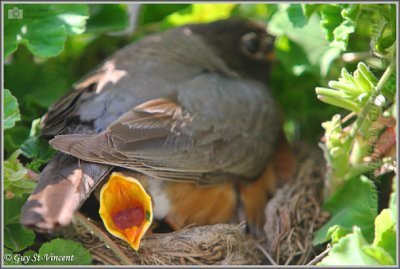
306;244;331;265
74;212;132;265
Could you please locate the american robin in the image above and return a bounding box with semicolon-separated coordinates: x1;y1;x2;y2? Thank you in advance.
21;18;296;250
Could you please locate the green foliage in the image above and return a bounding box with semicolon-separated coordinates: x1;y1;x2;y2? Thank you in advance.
389;178;396;220
373;209;396;260
318;196;396;265
4;224;36;252
5;239;92;265
137;4;189;28
318;227;394;265
86;4;129;33
4;150;36;197
313;176;377;245
287;4;307;28
4;193;91;265
369;4;396;56
316;62;378;113
4;4;89;58
312;3;396;266
268;5;341;77
164;4;236;27
20;118;56;172
35;239;92;265
4;195;36;252
231;4;277;22
320;4;359;51
4;89;21;130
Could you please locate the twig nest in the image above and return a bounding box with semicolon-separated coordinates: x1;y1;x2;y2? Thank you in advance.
68;221;263;265
263;146;330;265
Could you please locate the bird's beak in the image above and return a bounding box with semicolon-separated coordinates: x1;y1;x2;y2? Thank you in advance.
99;172;153;251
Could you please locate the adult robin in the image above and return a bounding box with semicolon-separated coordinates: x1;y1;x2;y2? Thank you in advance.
21;18;296;250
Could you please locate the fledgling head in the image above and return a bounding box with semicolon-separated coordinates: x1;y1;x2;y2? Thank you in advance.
185;18;275;83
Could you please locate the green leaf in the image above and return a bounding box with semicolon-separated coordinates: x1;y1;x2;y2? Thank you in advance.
4;89;21;130
331;19;356;51
137;4;190;26
301;4;321;18
4;4;89;58
269;6;341;77
287;4;307;28
4;151;36;197
21;136;56;172
316;63;379;113
320;4;344;42
24;19;67;57
373;209;396;260
86;4;129;33
231;4;278;21
313;176;377;245
4;47;75;116
326;225;349;244
362;245;395;265
21;250;38;265
36;239;92;265
320;4;359;51
389;177;396;220
4;22;20;57
318;227;394;265
4;194;29;225
165;4;236;27
371;4;396;55
52;4;89;35
4;223;36;252
4;248;17;265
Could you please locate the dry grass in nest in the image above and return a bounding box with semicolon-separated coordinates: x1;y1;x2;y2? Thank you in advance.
61;143;329;265
263;144;330;265
66;220;262;265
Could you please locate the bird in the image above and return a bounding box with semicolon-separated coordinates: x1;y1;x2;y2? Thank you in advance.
20;18;296;250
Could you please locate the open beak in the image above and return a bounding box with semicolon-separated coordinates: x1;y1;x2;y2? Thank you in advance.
99;172;153;251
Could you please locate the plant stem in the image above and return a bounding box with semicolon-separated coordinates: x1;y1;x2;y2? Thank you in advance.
74;212;132;265
346;60;396;151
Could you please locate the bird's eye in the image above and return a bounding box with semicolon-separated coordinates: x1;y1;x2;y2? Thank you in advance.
240;32;260;56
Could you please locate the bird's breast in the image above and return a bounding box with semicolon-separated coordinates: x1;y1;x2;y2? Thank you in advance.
147;179;172;220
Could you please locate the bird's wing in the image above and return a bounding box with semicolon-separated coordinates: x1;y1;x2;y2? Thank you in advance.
21;153;112;232
50;73;281;185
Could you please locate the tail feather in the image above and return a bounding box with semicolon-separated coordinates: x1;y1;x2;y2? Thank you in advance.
21;152;112;232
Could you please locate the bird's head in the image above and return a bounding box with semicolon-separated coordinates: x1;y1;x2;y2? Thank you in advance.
185;18;276;84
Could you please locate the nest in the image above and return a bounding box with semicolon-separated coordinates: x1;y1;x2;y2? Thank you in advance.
61;143;329;265
263;144;330;265
66;221;262;265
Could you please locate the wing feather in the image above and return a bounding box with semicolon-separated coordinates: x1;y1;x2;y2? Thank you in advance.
50;73;281;184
